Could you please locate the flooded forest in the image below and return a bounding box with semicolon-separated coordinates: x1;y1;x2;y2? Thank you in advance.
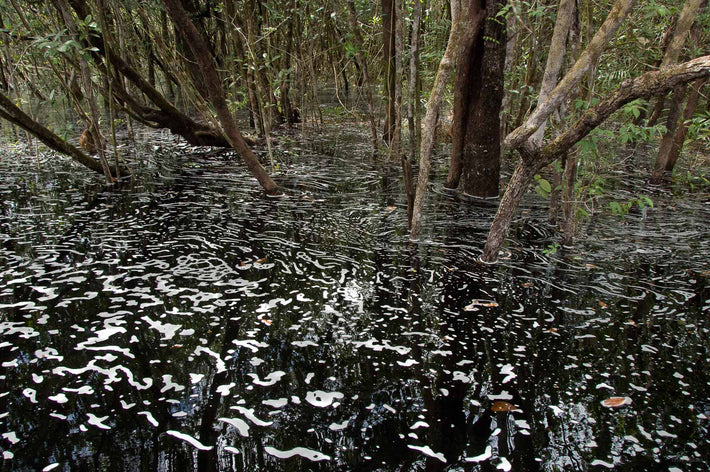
1;0;710;471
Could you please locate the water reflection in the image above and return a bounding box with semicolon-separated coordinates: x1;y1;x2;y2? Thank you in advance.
0;132;708;471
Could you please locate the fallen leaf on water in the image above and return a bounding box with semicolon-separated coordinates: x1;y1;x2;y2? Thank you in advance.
261;319;273;326
255;257;267;264
598;300;608;308
520;282;534;288
490;401;518;412
584;263;597;270
601;396;632;408
385;206;396;212
464;299;499;310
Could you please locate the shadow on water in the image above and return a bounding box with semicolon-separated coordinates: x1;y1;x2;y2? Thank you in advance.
0;129;708;471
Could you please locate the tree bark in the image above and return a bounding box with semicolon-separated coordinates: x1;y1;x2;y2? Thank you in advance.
408;0;422;159
504;0;635;152
446;0;507;197
482;55;710;262
161;0;280;195
528;0;576;148
382;0;397;145
409;0;478;239
653;77;708;181
0;92;111;175
651;0;706;182
346;0;379;152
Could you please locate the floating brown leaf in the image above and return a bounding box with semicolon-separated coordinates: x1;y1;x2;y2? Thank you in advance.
601;396;631;408
490;401;517;412
464;299;499;311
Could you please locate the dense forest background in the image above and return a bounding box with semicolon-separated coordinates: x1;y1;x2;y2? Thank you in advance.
0;0;708;259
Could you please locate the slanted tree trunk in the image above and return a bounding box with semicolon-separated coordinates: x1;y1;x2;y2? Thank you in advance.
504;0;636;153
161;0;280;195
528;0;576;149
410;0;479;239
652;77;708;181
446;0;506;197
482;54;710;262
651;0;706;182
0;92;112;175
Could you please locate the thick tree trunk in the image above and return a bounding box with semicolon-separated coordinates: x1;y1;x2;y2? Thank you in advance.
161;0;280;195
409;0;478;239
446;0;506;197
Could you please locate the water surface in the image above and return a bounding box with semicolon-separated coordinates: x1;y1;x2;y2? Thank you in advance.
1;130;708;471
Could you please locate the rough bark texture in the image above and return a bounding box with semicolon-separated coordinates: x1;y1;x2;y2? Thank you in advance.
504;0;635;152
447;0;507;197
480;159;541;262
408;0;422;159
528;0;576;148
382;0;397;145
161;0;280;194
653;77;708;181
482;55;710;262
409;0;476;239
659;0;704;69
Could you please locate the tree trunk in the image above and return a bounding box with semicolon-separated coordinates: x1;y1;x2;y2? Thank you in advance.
346;0;379;152
409;0;478;239
482;55;710;262
446;0;507;197
653;77;708;180
504;0;635;152
528;0;576;148
0;92;112;175
161;0;280;195
480;158;541;262
652;84;686;183
408;0;422;160
650;0;706;182
560;152;577;245
382;0;397;145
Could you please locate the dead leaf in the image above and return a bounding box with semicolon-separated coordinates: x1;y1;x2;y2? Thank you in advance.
601;396;632;408
598;300;608;308
385;206;396;212
464;299;499;310
261;319;273;326
490;401;518;412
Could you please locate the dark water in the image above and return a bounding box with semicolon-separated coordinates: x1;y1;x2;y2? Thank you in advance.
1;129;708;472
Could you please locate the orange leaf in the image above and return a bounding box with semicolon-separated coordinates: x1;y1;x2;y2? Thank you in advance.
490;401;518;412
601;396;631;408
261;319;273;326
464;299;499;310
